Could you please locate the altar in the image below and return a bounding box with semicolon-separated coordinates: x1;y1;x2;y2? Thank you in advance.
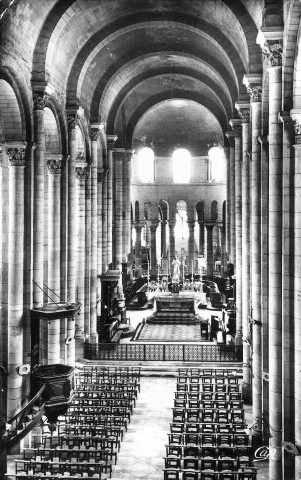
146;294;205;324
146;290;207;310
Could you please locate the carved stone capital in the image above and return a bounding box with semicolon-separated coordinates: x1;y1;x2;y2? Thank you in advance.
225;131;235;147
249;85;263;103
124;149;134;161
290;110;301;145
76;151;85;163
231;125;242;138
33;92;49;111
261;40;283;67
90;128;101;142
107;135;118;150
238;108;250;124
6;147;26;166
76;164;89;179
67;114;80;130
46;156;62;174
294;123;301;145
113;148;125;162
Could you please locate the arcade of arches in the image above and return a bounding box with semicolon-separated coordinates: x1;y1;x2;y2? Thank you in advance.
1;1;301;479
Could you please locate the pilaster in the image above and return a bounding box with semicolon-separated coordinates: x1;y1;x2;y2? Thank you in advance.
244;74;263;443
4;144;26;417
229;119;243;346
107;135;118;267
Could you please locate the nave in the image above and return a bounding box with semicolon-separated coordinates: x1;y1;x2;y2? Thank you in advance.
6;366;268;480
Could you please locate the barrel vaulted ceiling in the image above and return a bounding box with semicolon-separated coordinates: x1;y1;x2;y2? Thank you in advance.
0;0;264;155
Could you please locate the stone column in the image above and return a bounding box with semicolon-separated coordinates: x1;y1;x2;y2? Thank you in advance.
85;163;91;336
204;223;214;277
292;112;301;479
46;156;62;364
90;126;102;343
168;217;176;263
75;164;88;357
198;220;205;257
33;92;48;308
237;104;251;402
161;220;167;257
187;220;195;275
244;76;263;443
150;222;159;276
225;132;236;263
102;168;108;273
134;222;144;277
278;111;295;479
66;112;79;363
219;224;227;276
229;119;243;346
107;136;117;267
258;134;269;432
5;145;26;417
224;143;231;257
123;150;133;262
113;148;124;268
259;32;283;479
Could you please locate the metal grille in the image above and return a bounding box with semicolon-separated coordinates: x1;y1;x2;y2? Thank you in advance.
84;343;243;363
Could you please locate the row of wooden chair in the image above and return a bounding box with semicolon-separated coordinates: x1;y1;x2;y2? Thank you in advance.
167;432;250;447
56;421;125;439
76;365;141;379
174;400;244;409
162;468;257;480
170;423;248;434
23;446;118;464
14;458;112;477
165;444;252;460
34;432;121;451
176;384;240;394
176;376;239;385
164;456;251;471
177;368;240;377
172;407;245;424
175;392;242;402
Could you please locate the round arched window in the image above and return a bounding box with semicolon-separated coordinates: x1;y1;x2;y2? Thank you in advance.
208;146;225;181
172;148;191;183
137;147;154;182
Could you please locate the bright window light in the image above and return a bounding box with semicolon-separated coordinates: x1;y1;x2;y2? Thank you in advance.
137;147;154;182
172;148;191;183
208;146;225;181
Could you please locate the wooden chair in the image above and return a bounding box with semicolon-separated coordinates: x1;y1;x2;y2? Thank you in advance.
182;469;201;480
163;468;180;480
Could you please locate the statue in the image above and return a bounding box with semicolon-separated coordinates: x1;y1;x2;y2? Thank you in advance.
172;256;181;283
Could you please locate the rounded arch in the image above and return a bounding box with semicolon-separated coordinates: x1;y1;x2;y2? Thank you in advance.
211;200;218;221
0;66;32;143
159;199;169;222
196;201;205;222
282;1;301;111
135;201;140;222
44;107;61;154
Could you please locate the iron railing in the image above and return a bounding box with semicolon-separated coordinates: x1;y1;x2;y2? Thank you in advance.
84;343;243;363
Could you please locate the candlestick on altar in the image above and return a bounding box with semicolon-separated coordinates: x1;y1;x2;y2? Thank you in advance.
182;259;185;280
147;260;150;287
191;260;194;281
157;264;160;284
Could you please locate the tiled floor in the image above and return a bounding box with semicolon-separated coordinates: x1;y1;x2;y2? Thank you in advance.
110;376;175;480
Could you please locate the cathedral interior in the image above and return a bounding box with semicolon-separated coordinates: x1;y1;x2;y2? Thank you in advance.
0;0;301;479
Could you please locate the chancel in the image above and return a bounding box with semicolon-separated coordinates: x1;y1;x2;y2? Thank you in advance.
0;1;301;479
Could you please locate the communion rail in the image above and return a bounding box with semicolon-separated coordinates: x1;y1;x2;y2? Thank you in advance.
84;343;243;362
